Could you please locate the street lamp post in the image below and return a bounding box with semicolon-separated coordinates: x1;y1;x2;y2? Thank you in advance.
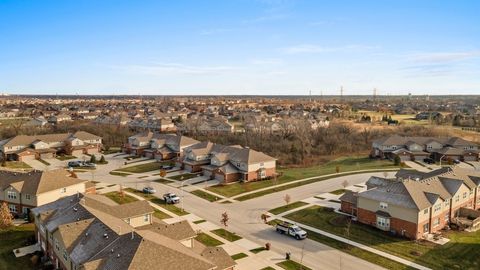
439;154;446;167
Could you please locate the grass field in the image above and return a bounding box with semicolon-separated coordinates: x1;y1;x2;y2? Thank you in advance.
153;209;171;219
124;188;189;216
104;191;139;204
2;161;32;170
211;228;242;242
169;173;199;181
231;253;248;260
109;171;131;177
276;260;312;270
0;224;36;270
191;190;221;202
195;233;223;246
286;206;480;269
330;189;347;195
207;156;397;198
268;201;309;215
116;161;164;173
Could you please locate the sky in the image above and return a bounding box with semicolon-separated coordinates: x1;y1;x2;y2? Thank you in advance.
0;0;479;96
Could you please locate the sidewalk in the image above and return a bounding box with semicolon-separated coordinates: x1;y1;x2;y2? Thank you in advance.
218;168;400;202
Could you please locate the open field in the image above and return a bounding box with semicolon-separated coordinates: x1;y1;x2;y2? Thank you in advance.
116;161;165;173
191;190;222;202
207;156;398;198
268;201;308;215
286;205;480;270
195;233;223;246
104;191;139;204
169;173;199;181
211;228;242;242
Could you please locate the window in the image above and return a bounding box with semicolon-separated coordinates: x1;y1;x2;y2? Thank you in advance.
7;191;17;199
8;204;16;213
61;188;66;193
444;199;450;207
63;250;68;261
25;194;31;200
144;214;149;222
455;195;459;202
463;192;467;199
40;225;45;233
433;218;440;227
376;216;390;228
55;239;60;251
424;209;429;214
434;204;441;212
126;218;130;224
380;202;388;209
470;189;474;196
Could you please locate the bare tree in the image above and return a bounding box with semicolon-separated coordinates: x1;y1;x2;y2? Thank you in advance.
284;194;291;205
220;212;229;228
341;180;349;189
0;202;13;229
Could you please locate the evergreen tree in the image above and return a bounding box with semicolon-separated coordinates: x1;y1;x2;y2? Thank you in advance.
99;155;106;164
90;155;97;164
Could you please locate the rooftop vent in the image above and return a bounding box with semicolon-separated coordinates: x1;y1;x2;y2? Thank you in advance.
103;233;108;238
117;254;121;258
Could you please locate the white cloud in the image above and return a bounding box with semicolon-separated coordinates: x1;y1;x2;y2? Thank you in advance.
410;51;480;63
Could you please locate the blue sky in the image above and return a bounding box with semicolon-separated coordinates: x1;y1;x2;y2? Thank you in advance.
1;0;479;95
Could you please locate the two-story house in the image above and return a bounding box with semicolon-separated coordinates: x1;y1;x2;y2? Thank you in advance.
0;169;94;217
340;167;480;239
371;135;479;162
0;131;102;161
31;194;235;270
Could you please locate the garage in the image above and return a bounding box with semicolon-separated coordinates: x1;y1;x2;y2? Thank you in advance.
215;173;225;182
71;149;84;156
40;152;55;159
463;152;479;161
184;165;193;172
20;154;37;161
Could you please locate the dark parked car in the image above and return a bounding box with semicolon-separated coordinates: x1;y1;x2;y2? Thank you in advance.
161;164;174;170
453;159;461;164
423;158;434;164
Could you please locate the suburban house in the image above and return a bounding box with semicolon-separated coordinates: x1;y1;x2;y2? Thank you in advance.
123;131;199;160
0;131;102;161
31;194;236;270
371;135;479;162
48;113;72;124
0;169;94;217
180;142;276;183
340;167;480;239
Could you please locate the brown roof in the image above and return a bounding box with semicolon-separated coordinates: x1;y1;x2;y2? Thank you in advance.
136;220;196;241
0;169;87;195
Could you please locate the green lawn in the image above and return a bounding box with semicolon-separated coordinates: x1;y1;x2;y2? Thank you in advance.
0;224;37;270
191;190;221;202
269;201;309;215
153;209;171;219
249;247;267;254
193;219;206;224
153;178;174;184
56;155;76;161
169;173;199;181
195;233;223;246
211;228;242;242
330;189;347;195
109;171;131;177
104;191;139;204
207;156;398;198
2;161;32;170
231;253;248;260
276;260;312;270
124;188;189;216
117;161;164;173
286;206;480;270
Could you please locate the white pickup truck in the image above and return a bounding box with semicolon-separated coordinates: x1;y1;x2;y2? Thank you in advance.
163;193;180;204
275;221;307;240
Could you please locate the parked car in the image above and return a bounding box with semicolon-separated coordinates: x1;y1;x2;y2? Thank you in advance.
82;162;97;168
68;161;82;167
453;159;461;164
424;158;434;164
163;193;180;204
275;221;307;240
161;164;174;170
143;187;156;194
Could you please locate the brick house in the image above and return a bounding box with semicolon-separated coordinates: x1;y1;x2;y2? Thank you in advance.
340;167;480;239
371;135;479;162
31;194;235;270
0;131;102;161
180;142;276;183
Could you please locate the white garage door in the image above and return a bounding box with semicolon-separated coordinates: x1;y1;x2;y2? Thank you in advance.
21;155;36;161
215;173;225;181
